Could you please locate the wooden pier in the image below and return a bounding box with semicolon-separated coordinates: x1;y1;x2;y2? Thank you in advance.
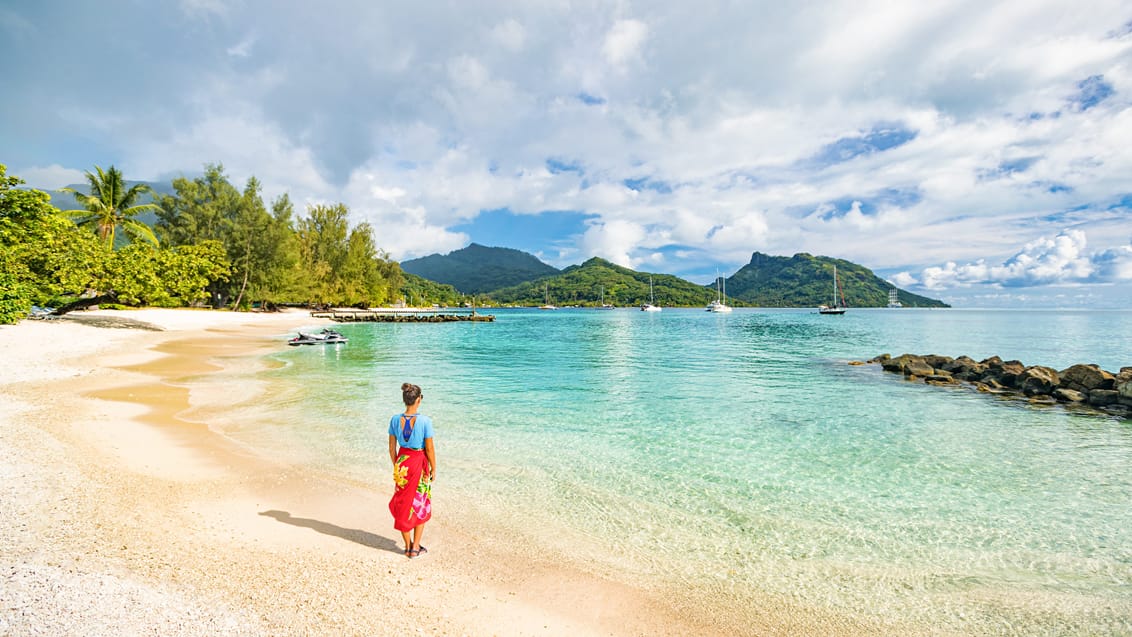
310;308;495;323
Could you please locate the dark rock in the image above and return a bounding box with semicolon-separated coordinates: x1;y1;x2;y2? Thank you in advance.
1028;395;1057;406
1088;389;1120;407
1052;388;1087;403
941;356;980;374
1101;404;1132;417
868;354;891;364
882;354;919;373
1059;364;1116;393
926;374;957;384
1116;368;1132;405
904;359;935;378
998;362;1025;387
923;355;954;370
980;356;1004;368
1018;366;1060;396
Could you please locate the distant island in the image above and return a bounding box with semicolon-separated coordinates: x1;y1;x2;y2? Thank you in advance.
401;244;949;308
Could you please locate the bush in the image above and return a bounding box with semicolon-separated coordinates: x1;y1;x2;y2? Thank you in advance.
0;271;32;324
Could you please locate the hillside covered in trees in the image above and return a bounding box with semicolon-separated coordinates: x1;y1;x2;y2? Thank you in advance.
488;257;723;307
401;243;559;294
403;245;947;308
726;252;949;308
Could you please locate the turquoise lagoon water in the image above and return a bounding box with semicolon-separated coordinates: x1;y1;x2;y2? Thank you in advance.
221;309;1131;633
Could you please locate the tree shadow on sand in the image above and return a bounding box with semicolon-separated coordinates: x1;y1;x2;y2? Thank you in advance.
259;510;401;554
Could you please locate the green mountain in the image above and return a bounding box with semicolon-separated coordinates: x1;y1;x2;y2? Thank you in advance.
400;243;560;294
488;257;722;307
726;251;948;308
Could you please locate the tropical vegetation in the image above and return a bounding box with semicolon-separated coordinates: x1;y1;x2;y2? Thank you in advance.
60;165;160;248
0;162;408;323
488;257;724;307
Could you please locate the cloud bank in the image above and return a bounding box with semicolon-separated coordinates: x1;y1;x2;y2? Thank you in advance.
2;1;1132;305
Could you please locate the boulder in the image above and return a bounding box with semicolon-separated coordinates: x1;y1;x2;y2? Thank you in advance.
942;356;980;373
868;354;891;364
1028;395;1057;406
1088;389;1120;407
980;356;1004;368
1018;366;1060;396
882;354;925;374
996;361;1026;388
922;355;954;370
1059;364;1115;393
1052;388;1087;403
980;361;1025;389
904;358;935;378
1116;368;1132;405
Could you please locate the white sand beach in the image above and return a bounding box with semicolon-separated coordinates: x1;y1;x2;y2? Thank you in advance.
0;308;737;636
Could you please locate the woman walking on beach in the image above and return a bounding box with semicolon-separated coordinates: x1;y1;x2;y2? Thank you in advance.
388;382;435;558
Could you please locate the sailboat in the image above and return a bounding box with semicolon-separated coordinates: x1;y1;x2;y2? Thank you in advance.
706;273;733;313
600;285;614;309
887;287;903;308
818;265;847;315
539;283;557;310
640;277;661;312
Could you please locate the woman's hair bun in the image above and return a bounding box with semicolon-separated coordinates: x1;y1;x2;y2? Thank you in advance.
401;382;412;392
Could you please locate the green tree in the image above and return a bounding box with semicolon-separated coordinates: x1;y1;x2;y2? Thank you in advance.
294;203;401;307
60;165;159;248
1;164;108;321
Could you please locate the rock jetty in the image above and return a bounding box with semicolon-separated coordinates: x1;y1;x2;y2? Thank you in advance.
862;353;1132;418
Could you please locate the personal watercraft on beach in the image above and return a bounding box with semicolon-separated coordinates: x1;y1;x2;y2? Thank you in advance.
288;329;348;346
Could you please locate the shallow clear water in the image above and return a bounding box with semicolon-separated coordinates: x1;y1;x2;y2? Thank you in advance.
219;309;1132;633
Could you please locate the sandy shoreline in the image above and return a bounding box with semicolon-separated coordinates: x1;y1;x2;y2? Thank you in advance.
0;308;737;636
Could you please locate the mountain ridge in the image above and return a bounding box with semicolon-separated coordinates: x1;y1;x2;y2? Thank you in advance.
402;244;949;308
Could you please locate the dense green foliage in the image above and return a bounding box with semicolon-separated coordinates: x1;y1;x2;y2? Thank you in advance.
400;273;466;307
155;164;402;308
1;161;411;322
726;252;949;308
401;242;560;294
1;164;233;322
488;257;723;307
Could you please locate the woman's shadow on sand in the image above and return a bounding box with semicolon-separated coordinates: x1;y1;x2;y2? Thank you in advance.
259;510;401;554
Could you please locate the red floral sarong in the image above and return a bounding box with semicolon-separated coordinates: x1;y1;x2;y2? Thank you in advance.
390;447;432;532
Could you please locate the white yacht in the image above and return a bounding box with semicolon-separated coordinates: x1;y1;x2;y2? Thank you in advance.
818;265;848;315
640;277;661;312
538;283;557;310
707;274;733;313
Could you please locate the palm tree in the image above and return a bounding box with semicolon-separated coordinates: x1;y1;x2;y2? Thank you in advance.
60;165;159;248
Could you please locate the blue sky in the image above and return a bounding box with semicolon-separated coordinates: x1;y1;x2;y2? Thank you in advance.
3;1;1132;307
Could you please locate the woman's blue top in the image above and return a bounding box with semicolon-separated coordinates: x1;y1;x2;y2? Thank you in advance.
389;413;433;450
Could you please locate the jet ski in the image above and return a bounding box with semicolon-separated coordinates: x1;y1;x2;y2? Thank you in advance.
288;328;348;346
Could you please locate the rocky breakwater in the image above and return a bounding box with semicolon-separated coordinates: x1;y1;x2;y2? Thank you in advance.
863;353;1132;418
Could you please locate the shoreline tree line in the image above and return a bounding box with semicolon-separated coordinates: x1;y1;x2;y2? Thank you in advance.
0;162;419;324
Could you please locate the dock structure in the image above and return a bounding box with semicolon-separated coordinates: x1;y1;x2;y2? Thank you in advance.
310;308;495;323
